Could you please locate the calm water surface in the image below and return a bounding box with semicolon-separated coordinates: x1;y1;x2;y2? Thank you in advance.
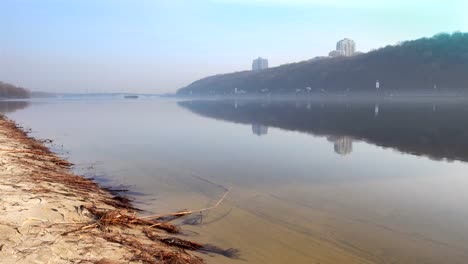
3;97;468;264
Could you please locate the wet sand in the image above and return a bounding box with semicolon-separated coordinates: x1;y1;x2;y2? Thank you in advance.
0;115;203;264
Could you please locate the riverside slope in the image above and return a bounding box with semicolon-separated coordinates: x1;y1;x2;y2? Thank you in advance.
177;33;468;96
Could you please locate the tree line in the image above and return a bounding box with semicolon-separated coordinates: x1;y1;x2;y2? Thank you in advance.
178;32;468;96
0;82;30;98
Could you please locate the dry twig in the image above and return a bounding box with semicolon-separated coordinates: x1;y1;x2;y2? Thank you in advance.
140;187;231;221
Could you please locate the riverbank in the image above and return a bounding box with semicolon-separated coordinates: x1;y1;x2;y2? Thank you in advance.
0;115;204;264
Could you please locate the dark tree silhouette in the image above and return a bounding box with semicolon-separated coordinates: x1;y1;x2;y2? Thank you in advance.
0;82;30;98
178;33;468;96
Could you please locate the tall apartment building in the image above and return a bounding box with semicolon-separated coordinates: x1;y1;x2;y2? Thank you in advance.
328;50;345;57
336;38;356;57
252;57;269;71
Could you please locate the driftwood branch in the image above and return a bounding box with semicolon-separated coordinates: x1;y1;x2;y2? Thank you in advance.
140;187;231;220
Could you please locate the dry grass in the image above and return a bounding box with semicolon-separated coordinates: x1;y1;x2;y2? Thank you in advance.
1;115;226;263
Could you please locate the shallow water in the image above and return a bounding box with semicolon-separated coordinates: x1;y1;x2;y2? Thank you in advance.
3;96;468;263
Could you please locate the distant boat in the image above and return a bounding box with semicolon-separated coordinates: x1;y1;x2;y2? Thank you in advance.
124;95;139;99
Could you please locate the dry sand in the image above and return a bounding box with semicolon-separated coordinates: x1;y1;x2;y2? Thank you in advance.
0;115;203;264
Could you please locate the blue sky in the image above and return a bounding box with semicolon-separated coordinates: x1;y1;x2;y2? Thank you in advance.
1;0;467;93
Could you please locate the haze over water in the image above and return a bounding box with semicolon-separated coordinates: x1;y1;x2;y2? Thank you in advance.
2;97;468;264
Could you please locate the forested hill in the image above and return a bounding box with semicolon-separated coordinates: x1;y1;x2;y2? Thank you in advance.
0;82;30;98
177;33;468;96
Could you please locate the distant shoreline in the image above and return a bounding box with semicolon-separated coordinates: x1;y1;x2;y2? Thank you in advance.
177;33;468;97
174;93;468;102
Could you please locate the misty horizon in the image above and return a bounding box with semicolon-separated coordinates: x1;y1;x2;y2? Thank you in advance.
1;0;467;94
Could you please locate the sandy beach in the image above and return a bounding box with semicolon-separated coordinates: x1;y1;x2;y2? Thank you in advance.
0;114;205;264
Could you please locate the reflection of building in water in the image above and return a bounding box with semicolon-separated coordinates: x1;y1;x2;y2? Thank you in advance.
252;123;268;136
328;136;353;155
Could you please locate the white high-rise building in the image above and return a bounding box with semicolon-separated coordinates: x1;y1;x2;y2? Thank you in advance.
328;50;345;57
336;38;356;57
252;57;269;71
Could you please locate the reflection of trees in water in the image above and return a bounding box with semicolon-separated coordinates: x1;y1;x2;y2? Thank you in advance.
0;101;30;113
179;99;468;162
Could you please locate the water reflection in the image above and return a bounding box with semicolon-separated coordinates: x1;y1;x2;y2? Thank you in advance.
6;98;468;263
179;99;468;162
0;100;30;113
251;123;268;136
327;136;353;155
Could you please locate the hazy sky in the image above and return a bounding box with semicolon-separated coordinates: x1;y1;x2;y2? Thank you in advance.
1;0;467;93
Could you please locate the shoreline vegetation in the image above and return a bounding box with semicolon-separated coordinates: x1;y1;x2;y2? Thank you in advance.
0;114;236;264
177;32;468;96
0;82;57;99
0;82;30;99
